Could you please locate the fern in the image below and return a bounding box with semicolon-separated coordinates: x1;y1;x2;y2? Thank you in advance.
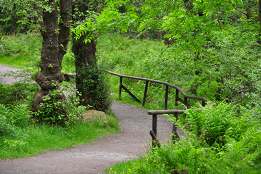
0;104;16;136
10;104;30;128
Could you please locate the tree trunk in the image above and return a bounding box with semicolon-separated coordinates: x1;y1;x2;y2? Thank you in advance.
72;1;97;107
72;33;97;107
33;0;72;124
58;0;72;65
72;0;111;111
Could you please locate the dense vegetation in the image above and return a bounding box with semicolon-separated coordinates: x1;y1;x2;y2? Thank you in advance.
0;79;119;158
0;36;119;158
97;33;261;173
1;31;260;172
1;0;261;173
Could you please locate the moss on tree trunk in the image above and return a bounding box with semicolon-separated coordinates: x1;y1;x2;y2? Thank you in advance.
33;0;72;125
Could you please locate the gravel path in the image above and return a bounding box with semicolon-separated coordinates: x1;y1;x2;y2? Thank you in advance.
0;64;25;84
0;64;184;174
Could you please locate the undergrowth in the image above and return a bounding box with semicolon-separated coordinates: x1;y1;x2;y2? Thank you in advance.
105;102;261;174
0;79;119;159
1;32;261;173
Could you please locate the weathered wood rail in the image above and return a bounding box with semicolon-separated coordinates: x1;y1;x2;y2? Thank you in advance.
106;71;209;109
106;70;210;147
148;109;186;147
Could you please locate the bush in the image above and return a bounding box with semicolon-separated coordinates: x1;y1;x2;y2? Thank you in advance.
0;103;31;137
33;87;86;127
0;81;39;106
80;67;112;112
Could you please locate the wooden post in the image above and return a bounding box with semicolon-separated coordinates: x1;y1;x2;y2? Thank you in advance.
142;81;149;107
202;100;206;107
184;97;188;106
119;76;122;99
152;114;157;147
172;113;180;141
175;89;179;106
164;85;169;110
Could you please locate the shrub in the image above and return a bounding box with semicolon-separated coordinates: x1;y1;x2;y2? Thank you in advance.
33;88;87;127
80;67;112;112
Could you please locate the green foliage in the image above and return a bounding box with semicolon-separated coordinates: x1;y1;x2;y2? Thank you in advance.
0;34;42;69
0;103;31;137
33;90;68;126
33;89;86;127
178;102;254;147
0;76;119;159
97;26;261;107
0;105;16;137
61;46;75;73
80;67;112;112
0;82;39;106
107;103;261;174
0;2;24;34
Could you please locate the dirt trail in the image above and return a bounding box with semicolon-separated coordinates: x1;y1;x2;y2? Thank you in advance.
0;64;25;84
0;64;184;174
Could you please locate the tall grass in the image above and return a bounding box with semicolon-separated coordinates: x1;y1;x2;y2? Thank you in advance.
0;95;119;159
0;34;42;69
97;34;201;110
0;33;75;73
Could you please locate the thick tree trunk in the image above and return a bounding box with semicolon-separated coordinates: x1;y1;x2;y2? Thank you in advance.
34;0;63;91
72;33;97;107
71;0;111;111
72;1;97;107
33;0;72;124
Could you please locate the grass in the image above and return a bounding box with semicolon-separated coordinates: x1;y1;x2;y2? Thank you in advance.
97;34;204;111
0;33;75;74
0;115;119;159
0;33;41;69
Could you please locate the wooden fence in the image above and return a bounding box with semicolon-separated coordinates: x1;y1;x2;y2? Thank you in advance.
106;70;210;147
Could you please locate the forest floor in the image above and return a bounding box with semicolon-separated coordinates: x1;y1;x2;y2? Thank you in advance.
0;64;184;174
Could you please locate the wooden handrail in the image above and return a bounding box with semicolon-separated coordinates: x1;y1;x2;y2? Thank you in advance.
148;109;186;115
106;70;209;109
148;109;186;147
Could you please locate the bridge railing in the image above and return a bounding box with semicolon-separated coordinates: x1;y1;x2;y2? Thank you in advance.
106;70;210;147
106;70;209;109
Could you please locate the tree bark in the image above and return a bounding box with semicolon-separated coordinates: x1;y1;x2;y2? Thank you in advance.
72;33;97;107
35;0;63;91
72;1;97;107
71;0;111;111
58;0;72;65
33;0;72;123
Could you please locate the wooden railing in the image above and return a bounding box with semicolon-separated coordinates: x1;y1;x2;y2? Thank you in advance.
148;109;186;147
106;71;210;147
106;71;209;109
